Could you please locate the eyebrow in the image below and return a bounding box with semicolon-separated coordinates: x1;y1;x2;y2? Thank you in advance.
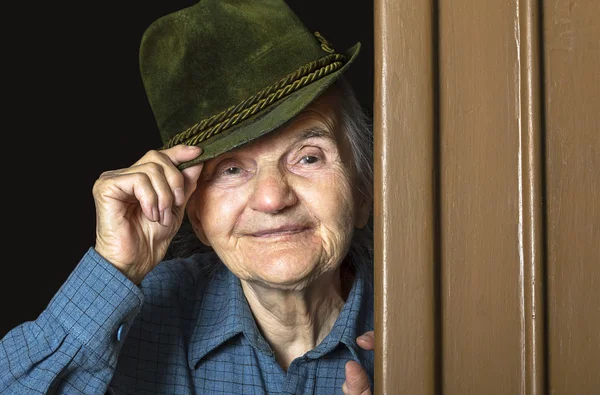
296;126;336;142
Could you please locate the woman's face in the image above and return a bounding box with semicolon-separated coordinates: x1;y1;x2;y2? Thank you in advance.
187;90;368;290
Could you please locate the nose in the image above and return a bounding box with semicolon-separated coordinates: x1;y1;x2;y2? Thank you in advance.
248;165;297;214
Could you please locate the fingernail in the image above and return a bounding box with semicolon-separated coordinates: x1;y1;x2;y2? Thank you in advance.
174;187;185;206
186;145;201;151
358;333;373;342
161;207;172;227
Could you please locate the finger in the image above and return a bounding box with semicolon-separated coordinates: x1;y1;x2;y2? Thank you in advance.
157;144;203;167
128;146;201;218
156;145;203;206
180;159;204;201
94;171;161;223
98;160;177;226
128;161;177;226
356;330;374;351
342;360;371;395
95;145;203;227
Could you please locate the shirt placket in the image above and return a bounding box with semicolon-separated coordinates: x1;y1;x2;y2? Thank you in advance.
282;357;317;394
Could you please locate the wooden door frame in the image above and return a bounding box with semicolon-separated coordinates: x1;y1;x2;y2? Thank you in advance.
374;1;437;393
373;0;546;393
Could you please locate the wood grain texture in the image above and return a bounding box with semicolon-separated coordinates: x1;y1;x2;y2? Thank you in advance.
374;0;436;393
518;0;547;393
438;0;524;393
544;1;600;393
375;0;598;392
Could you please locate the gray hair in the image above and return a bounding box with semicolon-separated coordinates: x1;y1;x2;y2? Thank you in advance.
165;77;374;282
336;77;373;207
335;77;374;284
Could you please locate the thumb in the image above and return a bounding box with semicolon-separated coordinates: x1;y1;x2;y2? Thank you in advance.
342;360;372;395
181;160;204;201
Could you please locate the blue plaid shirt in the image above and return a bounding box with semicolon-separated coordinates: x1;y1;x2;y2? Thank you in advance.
1;247;374;394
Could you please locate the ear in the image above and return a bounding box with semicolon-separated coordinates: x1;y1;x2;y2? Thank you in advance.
354;196;372;229
186;193;212;247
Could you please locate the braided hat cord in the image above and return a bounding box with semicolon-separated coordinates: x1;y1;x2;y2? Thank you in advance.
161;33;346;149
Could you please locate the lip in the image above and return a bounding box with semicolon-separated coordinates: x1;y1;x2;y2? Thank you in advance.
249;225;311;238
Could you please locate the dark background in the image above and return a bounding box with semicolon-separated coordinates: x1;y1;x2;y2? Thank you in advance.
1;1;373;337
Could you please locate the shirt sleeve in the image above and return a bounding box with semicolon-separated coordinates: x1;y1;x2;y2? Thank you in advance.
0;247;144;394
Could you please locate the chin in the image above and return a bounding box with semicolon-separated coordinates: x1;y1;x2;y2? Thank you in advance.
247;252;328;290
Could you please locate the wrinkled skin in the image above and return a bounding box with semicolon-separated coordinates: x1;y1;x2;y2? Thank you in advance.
187;89;370;291
344;330;374;395
92;87;373;391
93;145;204;285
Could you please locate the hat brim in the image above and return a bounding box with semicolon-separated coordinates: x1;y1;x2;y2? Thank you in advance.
177;41;361;170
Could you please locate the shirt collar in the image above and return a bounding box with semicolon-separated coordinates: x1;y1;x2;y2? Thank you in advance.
187;260;374;370
305;266;374;362
187;264;272;369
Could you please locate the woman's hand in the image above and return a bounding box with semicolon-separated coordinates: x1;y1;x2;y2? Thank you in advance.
342;330;374;395
93;145;203;284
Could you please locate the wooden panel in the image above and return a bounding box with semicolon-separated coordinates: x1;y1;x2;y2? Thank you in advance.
374;0;437;393
438;0;525;393
544;1;600;393
376;0;599;393
518;1;547;393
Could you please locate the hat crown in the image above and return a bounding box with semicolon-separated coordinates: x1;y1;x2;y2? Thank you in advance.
140;0;329;144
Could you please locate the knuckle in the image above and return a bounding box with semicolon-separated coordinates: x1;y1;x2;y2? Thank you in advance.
142;161;165;175
167;171;185;188
144;149;163;160
92;176;109;195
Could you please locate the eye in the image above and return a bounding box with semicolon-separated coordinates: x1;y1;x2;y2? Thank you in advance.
299;155;320;165
213;160;247;179
223;166;242;175
204;158;252;187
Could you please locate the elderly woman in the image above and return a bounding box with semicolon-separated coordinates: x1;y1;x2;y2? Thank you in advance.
0;1;374;394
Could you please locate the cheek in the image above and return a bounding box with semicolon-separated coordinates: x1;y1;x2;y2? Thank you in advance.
197;186;246;239
302;169;357;229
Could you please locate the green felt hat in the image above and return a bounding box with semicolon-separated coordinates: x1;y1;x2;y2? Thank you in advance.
139;0;361;169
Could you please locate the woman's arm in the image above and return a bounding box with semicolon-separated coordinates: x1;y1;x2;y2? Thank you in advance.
0;248;143;394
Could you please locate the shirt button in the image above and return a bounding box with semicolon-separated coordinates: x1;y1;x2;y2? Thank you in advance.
116;324;125;342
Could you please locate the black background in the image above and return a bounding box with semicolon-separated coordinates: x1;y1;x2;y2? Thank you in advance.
1;1;373;337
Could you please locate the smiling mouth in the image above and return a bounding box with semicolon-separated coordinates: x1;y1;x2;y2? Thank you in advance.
250;226;311;238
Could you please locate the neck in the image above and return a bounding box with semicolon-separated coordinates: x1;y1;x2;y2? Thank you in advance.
241;269;347;371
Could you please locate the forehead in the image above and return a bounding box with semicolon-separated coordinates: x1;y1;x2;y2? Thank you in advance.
215;88;344;158
275;92;341;141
